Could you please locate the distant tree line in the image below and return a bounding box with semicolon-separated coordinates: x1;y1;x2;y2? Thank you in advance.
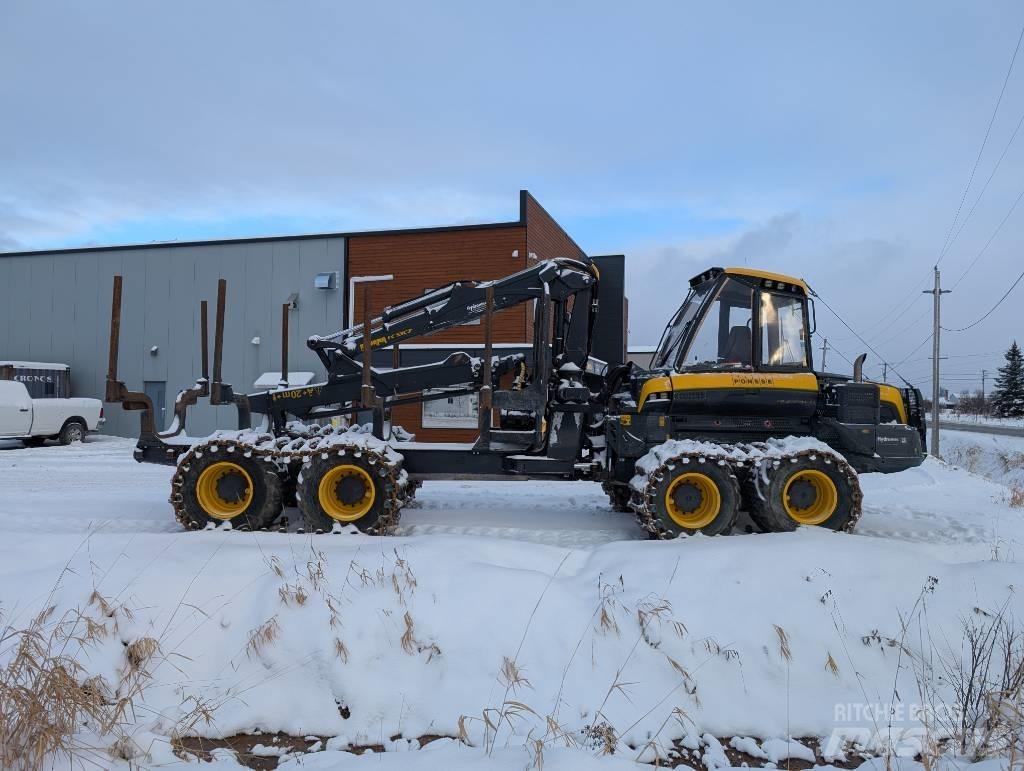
952;341;1024;418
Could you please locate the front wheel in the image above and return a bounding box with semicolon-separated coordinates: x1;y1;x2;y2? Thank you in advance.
638;459;741;537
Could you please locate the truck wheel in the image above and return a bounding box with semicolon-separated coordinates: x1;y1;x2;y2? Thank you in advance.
58;421;86;445
748;456;860;532
174;450;282;530
297;449;390;534
22;436;47;447
648;461;740;537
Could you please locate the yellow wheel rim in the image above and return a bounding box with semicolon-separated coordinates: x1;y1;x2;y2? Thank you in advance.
783;469;838;525
196;461;254;520
318;464;376;522
664;472;721;529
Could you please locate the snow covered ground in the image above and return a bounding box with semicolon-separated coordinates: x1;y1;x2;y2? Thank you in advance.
937;411;1024;429
1;434;1022;769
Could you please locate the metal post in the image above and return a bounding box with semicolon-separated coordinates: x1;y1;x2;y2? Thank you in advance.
923;267;951;458
360;288;374;408
200;300;209;382
478;286;495;442
212;279;226;403
106;275;123;402
280;303;290;389
820;337;829;371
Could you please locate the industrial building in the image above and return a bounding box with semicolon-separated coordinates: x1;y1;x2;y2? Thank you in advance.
0;191;626;440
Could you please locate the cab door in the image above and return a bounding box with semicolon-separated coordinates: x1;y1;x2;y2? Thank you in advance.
0;380;33;436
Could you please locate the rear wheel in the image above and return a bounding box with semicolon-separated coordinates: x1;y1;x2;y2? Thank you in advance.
644;460;740;537
58;421;86;445
174;449;282;530
748;455;860;532
297;448;393;534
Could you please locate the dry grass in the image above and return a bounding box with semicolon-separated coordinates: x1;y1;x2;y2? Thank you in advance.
0;591;212;771
773;624;793;662
825;652;840;677
125;636;159;672
245;617;281;659
1007;486;1024;509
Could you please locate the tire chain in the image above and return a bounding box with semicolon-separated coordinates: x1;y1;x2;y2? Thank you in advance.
628;452;746;540
745;446;864;533
628;443;863;538
169;426;410;534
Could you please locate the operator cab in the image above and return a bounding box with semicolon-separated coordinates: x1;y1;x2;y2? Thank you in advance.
652;267;812;373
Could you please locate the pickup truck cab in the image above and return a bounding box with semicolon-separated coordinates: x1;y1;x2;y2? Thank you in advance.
0;379;104;446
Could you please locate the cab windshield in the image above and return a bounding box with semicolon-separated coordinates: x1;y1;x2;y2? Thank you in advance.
653;277;756;371
652;283;712;369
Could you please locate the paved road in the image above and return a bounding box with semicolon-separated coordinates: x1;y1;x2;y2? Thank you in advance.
931;420;1024;438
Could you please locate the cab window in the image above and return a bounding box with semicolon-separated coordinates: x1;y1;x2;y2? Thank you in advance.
679;278;754;370
760;292;808;367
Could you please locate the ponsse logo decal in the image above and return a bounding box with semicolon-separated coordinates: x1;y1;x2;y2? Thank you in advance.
730;375;775;387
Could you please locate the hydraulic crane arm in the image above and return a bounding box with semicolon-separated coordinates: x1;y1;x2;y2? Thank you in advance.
307;257;599;371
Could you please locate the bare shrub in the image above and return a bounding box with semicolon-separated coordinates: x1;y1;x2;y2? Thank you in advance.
914;604;1024;760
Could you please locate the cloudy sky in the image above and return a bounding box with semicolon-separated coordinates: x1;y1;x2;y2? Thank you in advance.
2;1;1023;392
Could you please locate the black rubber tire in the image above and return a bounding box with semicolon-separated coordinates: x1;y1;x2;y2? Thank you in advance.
22;436;47;447
58;421;86;445
602;482;632;513
747;455;859;533
297;448;390;534
175;450;283;530
650;460;740;537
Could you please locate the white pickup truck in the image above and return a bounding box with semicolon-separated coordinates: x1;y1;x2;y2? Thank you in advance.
0;379;104;446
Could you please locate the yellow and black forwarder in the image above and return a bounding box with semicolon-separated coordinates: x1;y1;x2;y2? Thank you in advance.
105;259;926;538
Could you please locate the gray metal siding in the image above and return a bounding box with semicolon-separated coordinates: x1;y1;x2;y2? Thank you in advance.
0;237;345;438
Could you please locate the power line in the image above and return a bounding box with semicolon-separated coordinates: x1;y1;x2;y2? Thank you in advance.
945;105;1024;268
891;332;933;368
851;22;1024;355
938;22;1024;264
948;184;1024;290
810;289;911;384
941;267;1024;332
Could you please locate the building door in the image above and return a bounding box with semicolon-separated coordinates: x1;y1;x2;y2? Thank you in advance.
144;381;167;431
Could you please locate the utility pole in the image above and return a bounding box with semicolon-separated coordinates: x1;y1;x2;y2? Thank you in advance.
882;362;888;383
981;369;988;414
820;337;829;371
922;267;952;458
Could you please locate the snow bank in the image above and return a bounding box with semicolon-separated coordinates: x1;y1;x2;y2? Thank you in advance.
3;437;1024;769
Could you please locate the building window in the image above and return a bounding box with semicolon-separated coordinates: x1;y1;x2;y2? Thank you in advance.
422;388;478;428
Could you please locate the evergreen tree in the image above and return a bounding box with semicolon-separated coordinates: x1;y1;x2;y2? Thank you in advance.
991;341;1024;418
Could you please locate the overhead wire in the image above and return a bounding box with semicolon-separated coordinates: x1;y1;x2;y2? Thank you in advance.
810;289;912;385
858;22;1024;361
945;105;1024;274
941;267;1024;332
937;22;1024;264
